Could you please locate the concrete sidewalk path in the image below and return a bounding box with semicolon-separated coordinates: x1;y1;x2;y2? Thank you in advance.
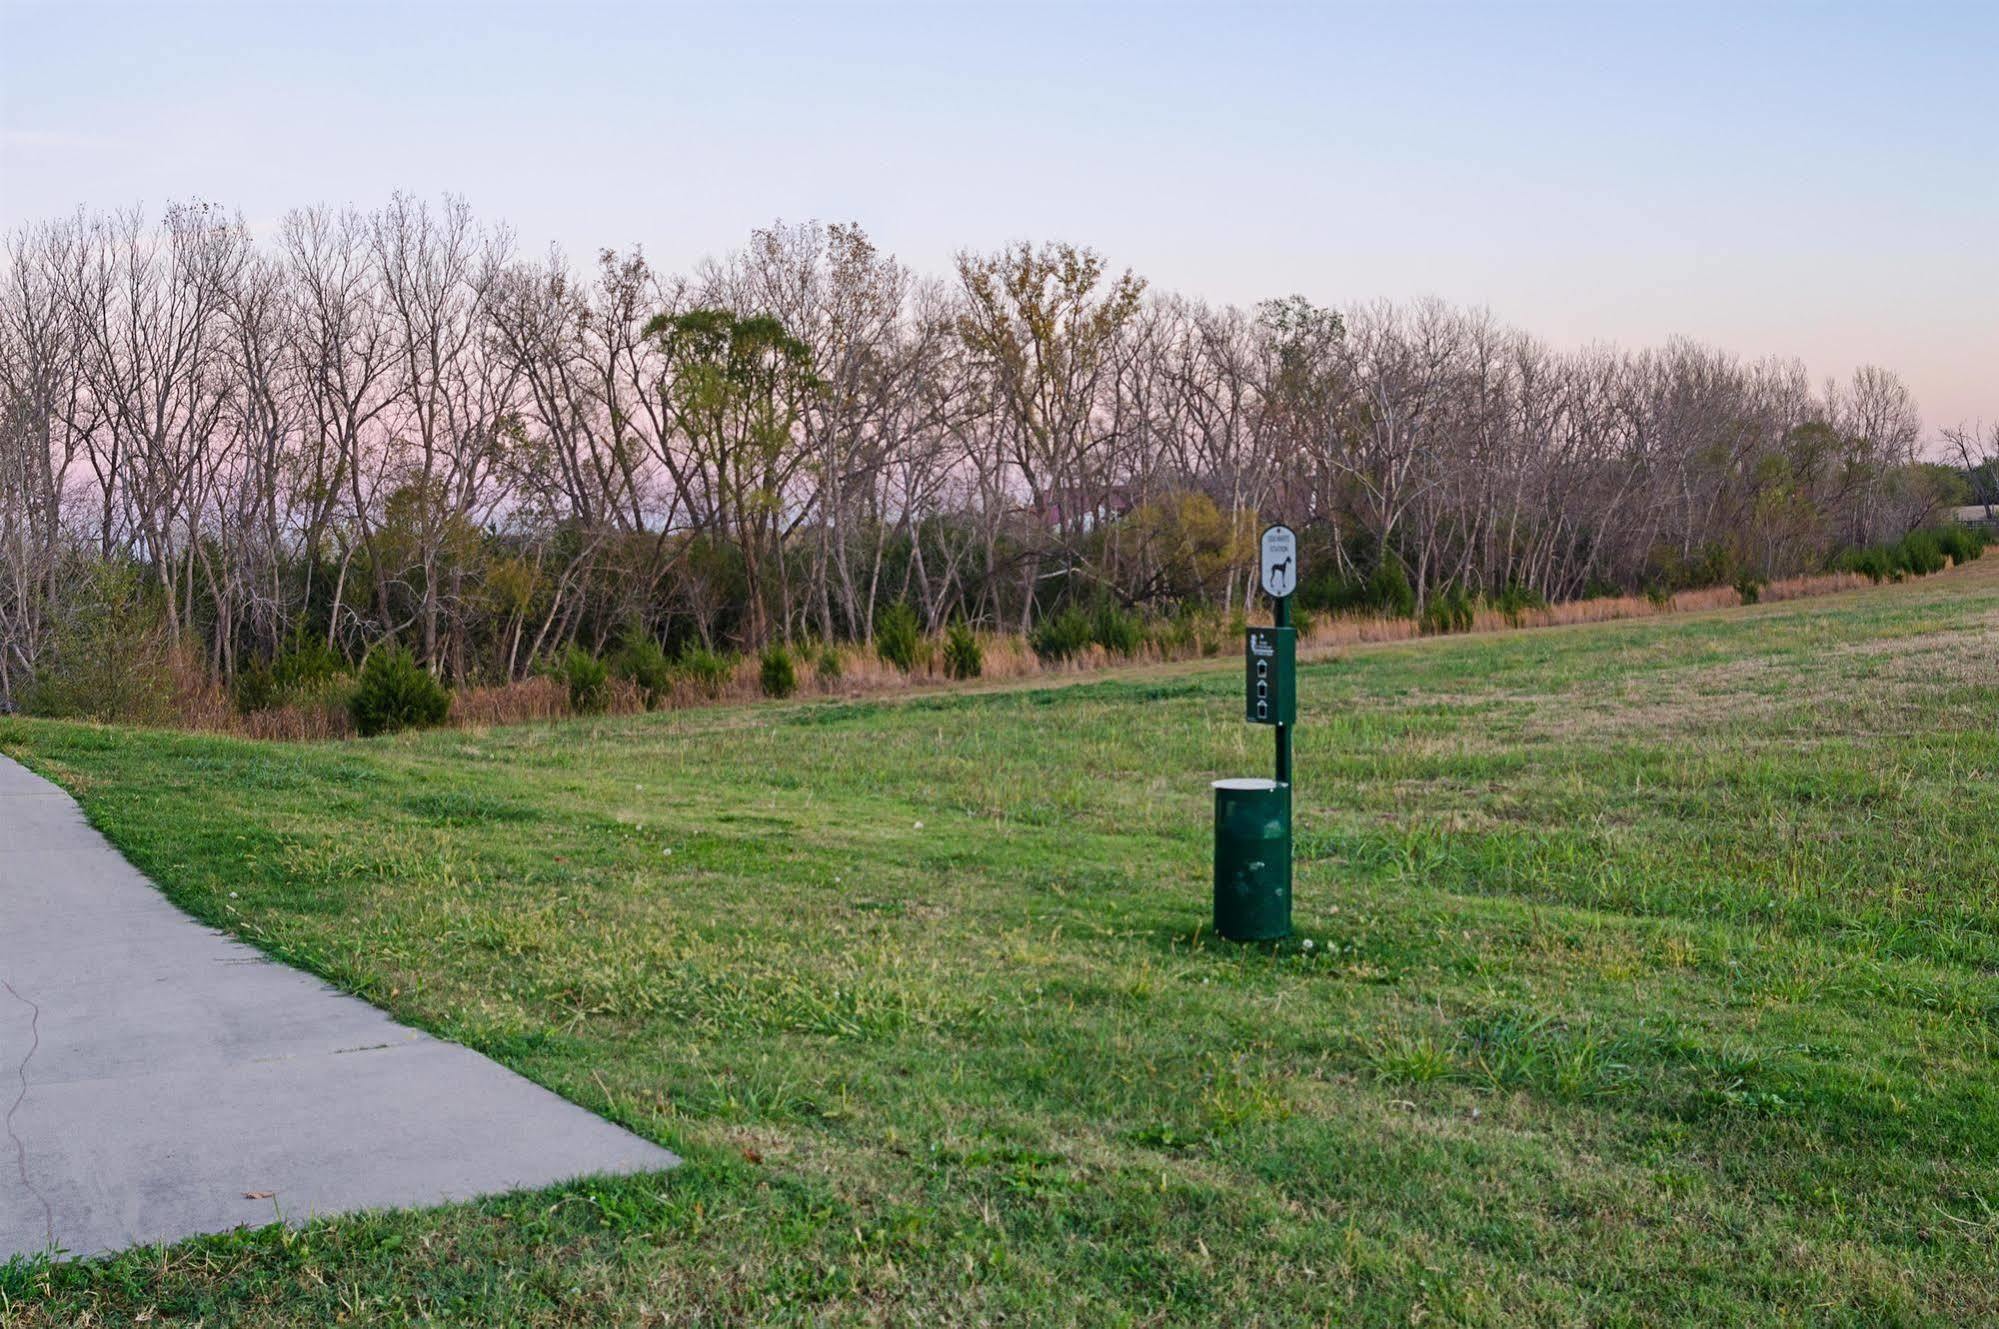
0;755;677;1262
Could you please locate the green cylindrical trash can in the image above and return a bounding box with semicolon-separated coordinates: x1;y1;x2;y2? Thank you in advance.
1213;777;1291;941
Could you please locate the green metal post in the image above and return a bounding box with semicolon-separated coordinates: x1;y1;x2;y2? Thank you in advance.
1273;594;1292;785
1216;525;1300;942
1271;590;1293;934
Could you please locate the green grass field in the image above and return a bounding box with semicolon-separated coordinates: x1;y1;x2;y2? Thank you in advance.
4;564;1998;1326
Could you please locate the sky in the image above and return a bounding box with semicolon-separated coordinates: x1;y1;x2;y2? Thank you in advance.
2;0;1993;436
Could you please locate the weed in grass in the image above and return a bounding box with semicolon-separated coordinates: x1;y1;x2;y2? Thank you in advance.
1368;1032;1456;1085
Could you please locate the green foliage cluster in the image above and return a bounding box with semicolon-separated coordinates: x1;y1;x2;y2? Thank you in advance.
236;637;349;715
815;643;844;682
1297;557;1417;619
1091;603;1143;657
1419;586;1477;635
1899;531;1947;577
1835;526;1985;583
1492;583;1548;626
563;646;610;715
1030;605;1092;663
1150;604;1229;658
1836;547;1894;582
231;666;279;715
348;644;450;737
1031;601;1146;663
759;645;796;699
1643;541;1742;598
1934;523;1987;565
1366;560;1418;617
603;632;742;707
26;564;178;724
676;643;734;698
1117;491;1252;604
609;633;674;711
942;622;983;680
875;602;922;672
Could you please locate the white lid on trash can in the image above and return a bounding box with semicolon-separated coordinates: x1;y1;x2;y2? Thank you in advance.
1212;778;1281;791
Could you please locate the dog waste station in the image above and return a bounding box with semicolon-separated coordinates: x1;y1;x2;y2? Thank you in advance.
1213;524;1298;941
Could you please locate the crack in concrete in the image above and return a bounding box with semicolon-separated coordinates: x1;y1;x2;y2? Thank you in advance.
2;977;54;1252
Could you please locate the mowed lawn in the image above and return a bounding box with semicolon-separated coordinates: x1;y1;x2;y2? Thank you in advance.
5;567;1999;1327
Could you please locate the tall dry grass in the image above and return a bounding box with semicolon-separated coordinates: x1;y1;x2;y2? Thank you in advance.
1290;570;1872;658
88;564;1918;743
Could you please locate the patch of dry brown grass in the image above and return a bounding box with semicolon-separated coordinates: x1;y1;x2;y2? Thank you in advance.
115;564;1943;743
454;675;648;728
239;699;354;741
1763;570;1872;602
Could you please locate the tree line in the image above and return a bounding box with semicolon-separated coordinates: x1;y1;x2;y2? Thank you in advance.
0;195;1973;705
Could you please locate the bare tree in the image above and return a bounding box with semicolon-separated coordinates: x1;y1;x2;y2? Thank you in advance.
1;198;1971;709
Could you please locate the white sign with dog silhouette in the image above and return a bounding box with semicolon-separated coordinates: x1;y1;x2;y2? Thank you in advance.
1259;525;1298;598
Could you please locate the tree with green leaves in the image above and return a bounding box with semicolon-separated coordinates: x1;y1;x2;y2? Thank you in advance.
642;307;817;648
955;242;1146;628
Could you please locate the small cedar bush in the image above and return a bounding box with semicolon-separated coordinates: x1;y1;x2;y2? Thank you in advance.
1090;603;1143;657
1493;582;1548;625
237;637;350;715
233;661;280;714
876;602;921;672
1031;605;1093;663
1734;574;1766;605
1296;566;1362;613
943;622;983;679
349;644;450;737
1367;560;1417;616
1835;546;1888;582
272;638;345;694
1151;606;1201;655
563;645;610;715
610;632;673;710
1934;524;1986;565
760;645;797;698
1836;528;1974;583
677;643;733;697
1896;530;1947;576
1420;586;1476;635
816;643;844;682
1300;558;1419;618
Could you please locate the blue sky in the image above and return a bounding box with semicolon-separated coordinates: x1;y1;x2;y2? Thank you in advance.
3;0;1993;432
